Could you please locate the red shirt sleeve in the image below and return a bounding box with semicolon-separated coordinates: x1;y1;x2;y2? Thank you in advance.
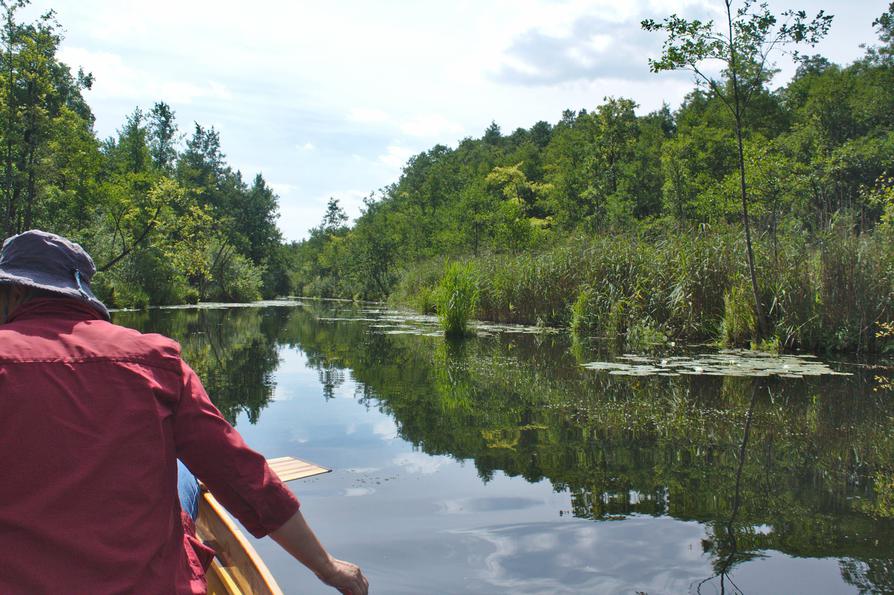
172;360;300;538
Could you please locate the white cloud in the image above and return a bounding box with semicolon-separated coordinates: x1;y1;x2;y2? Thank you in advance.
328;190;369;221
378;145;414;170
347;107;390;124
59;46;231;104
400;114;464;139
344;467;380;474
276;189;368;240
58;47;137;100
344;487;375;497
269;182;297;196
297;142;315;151
271;384;293;402
454;517;711;594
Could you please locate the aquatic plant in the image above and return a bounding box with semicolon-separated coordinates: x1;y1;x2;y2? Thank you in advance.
435;261;480;338
721;284;755;347
569;287;590;334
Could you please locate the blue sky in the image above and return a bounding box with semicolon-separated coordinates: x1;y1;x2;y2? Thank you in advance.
28;0;888;241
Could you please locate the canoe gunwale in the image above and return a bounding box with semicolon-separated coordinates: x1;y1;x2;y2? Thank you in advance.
195;456;330;595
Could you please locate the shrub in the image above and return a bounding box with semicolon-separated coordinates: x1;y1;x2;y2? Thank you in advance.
93;246;190;308
390;257;445;313
626;317;668;351
206;252;263;302
816;228;891;352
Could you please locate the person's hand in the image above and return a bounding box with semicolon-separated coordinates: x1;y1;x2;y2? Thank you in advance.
317;557;369;595
268;510;368;594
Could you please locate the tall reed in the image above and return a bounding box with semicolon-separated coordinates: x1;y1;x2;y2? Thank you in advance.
436;261;480;338
393;224;894;353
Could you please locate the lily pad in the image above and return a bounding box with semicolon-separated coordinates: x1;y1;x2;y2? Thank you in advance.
583;349;850;378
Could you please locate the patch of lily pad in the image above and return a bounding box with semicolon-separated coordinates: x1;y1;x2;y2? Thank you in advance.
319;308;562;337
112;299;307;312
582;349;851;378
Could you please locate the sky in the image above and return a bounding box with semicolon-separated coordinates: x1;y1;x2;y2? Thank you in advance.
25;0;889;241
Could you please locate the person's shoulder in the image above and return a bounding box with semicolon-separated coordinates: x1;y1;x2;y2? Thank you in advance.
81;320;184;368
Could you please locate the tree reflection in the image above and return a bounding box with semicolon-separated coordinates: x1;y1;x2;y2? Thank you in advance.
695;385;759;594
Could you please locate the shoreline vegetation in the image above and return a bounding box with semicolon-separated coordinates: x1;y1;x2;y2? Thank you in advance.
389;226;893;353
2;2;893;353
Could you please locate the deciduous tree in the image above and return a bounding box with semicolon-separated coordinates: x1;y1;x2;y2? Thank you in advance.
643;0;832;340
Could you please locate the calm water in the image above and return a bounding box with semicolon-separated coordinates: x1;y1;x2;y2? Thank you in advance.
114;301;894;595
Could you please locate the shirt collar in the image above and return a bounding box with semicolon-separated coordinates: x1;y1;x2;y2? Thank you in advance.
6;297;105;324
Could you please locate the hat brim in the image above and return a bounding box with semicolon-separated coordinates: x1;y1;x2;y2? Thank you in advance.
0;269;110;320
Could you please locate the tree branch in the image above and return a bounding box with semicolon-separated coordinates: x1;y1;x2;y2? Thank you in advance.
98;204;162;272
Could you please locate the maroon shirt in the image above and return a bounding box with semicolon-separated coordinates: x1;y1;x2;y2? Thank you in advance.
0;298;300;594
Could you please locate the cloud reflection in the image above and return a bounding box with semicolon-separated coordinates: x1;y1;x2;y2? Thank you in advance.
392;451;450;475
344;487;376;497
454;517;710;595
373;418;399;440
439;497;545;515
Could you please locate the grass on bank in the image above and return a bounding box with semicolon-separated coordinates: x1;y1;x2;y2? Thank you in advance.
391;222;894;353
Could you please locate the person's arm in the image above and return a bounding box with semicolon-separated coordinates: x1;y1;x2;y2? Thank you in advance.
270;510;369;595
172;361;368;593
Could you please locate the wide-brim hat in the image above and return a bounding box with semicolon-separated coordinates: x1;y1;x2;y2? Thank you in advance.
0;229;110;320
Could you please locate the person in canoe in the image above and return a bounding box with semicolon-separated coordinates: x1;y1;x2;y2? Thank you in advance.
0;230;369;595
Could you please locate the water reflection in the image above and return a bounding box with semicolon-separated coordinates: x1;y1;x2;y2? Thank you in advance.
455;519;709;594
114;302;894;594
695;385;758;594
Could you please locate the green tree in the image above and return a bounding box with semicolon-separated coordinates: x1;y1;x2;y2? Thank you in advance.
643;0;832;340
349;194;399;297
176;123;226;209
864;2;894;64
483;121;502;146
0;0;94;235
321;196;348;233
95;108;160;271
236;173;281;264
456;179;497;255
588;97;640;227
147;101;179;173
485;162;552;249
542;110;592;228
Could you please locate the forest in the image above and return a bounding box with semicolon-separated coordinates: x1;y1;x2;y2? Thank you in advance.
3;1;894;352
294;2;894;353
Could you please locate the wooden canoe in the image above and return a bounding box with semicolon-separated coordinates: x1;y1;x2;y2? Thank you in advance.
196;456;331;595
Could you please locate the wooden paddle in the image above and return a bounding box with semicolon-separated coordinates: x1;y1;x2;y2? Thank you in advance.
266;456;330;482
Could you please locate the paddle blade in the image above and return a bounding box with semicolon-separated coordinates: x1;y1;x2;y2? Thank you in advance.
266;456;330;482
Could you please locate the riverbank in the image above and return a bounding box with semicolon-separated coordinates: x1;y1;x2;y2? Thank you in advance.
388;225;893;354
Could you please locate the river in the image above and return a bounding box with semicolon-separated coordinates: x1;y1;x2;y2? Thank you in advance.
114;300;894;594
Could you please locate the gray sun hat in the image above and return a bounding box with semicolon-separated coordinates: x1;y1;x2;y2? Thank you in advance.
0;229;110;320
